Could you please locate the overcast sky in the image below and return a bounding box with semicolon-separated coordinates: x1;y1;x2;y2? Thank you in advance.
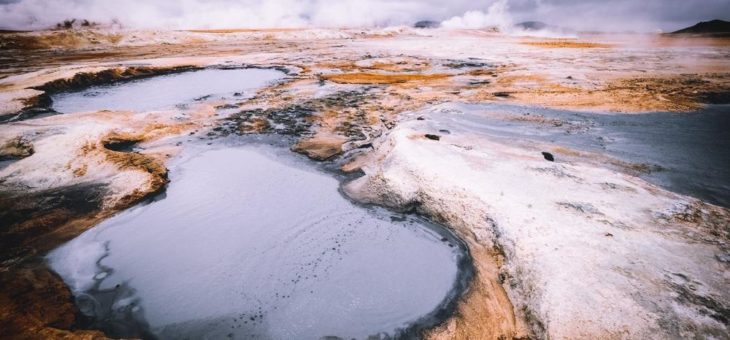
0;0;728;31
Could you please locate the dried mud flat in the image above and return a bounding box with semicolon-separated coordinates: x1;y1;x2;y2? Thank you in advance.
0;28;729;339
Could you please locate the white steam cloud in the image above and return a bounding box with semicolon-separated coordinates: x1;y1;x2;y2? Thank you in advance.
0;0;455;30
441;0;512;30
0;0;727;32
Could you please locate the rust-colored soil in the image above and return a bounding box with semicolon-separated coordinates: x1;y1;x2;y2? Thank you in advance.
426;245;528;340
187;28;303;34
521;40;613;48
291;135;347;161
469;72;730;112
0;263;109;340
322;72;450;84
0;30;123;50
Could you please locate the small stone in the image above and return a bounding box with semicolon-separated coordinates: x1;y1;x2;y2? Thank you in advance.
425;134;441;141
542;152;555;161
605;233;614;237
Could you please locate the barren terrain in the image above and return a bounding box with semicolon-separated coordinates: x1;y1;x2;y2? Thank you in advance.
1;27;728;339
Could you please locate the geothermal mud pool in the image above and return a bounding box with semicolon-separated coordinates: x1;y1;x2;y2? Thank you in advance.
48;142;469;339
33;68;469;339
51;68;285;114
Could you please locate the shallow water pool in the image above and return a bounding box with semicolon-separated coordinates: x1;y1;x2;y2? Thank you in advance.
51;68;284;113
48;143;467;339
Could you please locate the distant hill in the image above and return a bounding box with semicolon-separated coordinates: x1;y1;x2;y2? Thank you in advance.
515;21;547;31
413;20;440;29
672;19;730;34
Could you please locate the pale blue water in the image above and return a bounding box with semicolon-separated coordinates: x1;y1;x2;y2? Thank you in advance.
48;143;467;340
51;68;284;113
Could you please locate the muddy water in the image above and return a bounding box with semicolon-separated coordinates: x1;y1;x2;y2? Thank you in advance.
51;68;284;113
421;103;730;207
47;142;468;339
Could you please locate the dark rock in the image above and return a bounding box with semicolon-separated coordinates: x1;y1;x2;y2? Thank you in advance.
416;116;425;120
469;79;491;85
425;134;441;141
215;104;238;110
59;19;76;29
444;60;490;69
493;92;510;98
102;139;138;152
541;152;555;161
439;129;451;134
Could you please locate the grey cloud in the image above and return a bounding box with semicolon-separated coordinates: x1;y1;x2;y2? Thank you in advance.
0;0;727;31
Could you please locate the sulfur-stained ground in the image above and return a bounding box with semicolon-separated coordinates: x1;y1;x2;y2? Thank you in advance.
0;27;728;339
